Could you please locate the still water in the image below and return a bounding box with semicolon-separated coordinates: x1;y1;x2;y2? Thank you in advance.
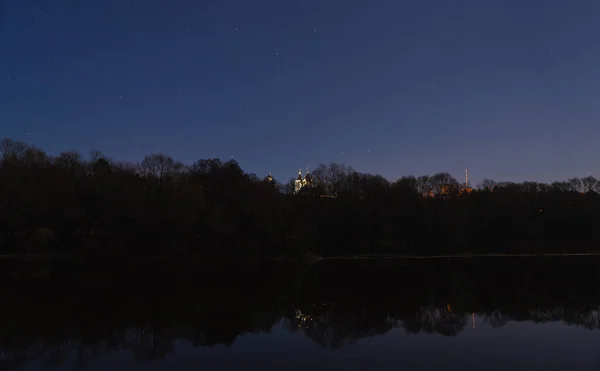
4;257;600;370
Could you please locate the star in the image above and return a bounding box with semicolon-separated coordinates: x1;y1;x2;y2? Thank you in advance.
276;52;279;56
120;95;123;99
7;77;10;80
235;27;238;31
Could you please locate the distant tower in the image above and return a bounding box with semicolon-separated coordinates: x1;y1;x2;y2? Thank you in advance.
294;168;305;193
465;169;469;188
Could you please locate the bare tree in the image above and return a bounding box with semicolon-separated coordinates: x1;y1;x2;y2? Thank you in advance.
415;175;431;196
283;178;296;194
393;176;418;192
521;181;546;193
1;138;28;162
551;181;571;192
21;146;49;166
569;177;583;193
111;161;138;175
140;153;182;183
311;162;354;197
360;174;389;194
55;151;82;169
190;158;222;175
429;172;458;196
89;150;105;163
479;179;497;191
581;176;599;193
310;164;327;189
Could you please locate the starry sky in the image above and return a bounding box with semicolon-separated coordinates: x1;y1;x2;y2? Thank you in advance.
2;0;600;184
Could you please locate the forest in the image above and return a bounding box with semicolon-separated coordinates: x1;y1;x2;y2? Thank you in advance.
1;137;600;260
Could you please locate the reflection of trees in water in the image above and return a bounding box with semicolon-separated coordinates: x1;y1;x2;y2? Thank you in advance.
565;306;600;330
0;274;290;369
286;304;600;348
289;303;469;347
123;327;174;361
483;310;509;328
0;316;278;370
528;307;600;330
0;338;121;371
285;303;395;348
403;306;467;336
4;259;600;367
4;303;600;369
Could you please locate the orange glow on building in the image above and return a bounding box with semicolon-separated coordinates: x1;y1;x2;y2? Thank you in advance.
459;187;473;195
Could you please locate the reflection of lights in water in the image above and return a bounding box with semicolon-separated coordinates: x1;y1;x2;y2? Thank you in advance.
446;304;452;313
472;312;475;328
294;309;312;328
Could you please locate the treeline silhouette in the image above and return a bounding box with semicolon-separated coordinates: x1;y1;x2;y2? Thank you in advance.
2;257;600;368
2;137;600;259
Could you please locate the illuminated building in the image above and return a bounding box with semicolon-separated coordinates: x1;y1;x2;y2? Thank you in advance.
294;167;312;193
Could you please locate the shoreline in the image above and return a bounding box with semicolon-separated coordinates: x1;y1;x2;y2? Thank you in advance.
317;252;600;260
3;251;600;263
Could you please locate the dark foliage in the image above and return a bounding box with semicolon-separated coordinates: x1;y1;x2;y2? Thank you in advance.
1;137;600;258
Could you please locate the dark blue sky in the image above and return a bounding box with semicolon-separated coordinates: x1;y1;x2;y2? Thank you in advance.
2;0;599;184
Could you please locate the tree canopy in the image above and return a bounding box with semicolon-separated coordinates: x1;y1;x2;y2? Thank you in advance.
1;137;600;258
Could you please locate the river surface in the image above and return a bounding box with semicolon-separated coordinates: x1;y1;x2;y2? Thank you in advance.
3;257;600;370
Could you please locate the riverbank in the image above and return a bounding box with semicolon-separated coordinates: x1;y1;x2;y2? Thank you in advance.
317;252;600;260
4;250;600;262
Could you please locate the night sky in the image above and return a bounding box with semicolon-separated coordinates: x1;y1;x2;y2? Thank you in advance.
2;1;599;184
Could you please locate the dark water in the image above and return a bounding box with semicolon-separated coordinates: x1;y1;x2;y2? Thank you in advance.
4;257;600;371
